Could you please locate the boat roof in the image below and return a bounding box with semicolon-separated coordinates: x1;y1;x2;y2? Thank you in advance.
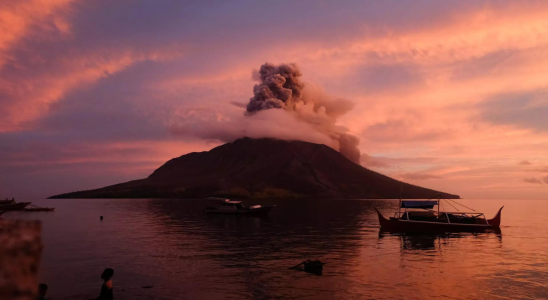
207;197;228;201
206;197;242;204
401;200;438;209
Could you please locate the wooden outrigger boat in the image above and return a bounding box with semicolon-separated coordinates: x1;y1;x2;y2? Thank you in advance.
205;198;276;215
24;207;55;212
375;199;503;233
0;201;31;211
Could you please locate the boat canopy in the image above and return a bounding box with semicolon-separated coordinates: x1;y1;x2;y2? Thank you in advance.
401;200;438;209
207;197;229;201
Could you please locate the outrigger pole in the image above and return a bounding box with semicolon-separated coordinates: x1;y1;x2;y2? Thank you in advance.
398;186;402;217
437;195;440;216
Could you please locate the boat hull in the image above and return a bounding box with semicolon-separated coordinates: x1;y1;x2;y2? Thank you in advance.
24;207;55;212
0;202;31;211
205;206;275;216
375;207;503;233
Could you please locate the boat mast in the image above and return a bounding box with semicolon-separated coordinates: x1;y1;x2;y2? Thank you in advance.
437;195;440;215
398;186;402;217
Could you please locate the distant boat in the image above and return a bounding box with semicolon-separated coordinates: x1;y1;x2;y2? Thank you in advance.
375;199;503;233
0;202;31;211
205;198;276;215
0;199;14;204
24;207;55;212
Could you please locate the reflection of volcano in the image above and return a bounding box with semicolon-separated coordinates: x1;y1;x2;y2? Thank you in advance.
145;198;372;260
140;198;384;299
50;138;459;199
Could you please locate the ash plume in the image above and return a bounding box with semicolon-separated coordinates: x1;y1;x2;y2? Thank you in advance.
246;62;361;163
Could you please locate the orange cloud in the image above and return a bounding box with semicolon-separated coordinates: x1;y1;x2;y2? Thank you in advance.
0;0;73;67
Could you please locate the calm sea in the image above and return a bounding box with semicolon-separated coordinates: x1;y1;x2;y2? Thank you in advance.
4;199;548;300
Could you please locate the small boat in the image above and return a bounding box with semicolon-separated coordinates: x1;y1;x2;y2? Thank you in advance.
0;202;31;211
205;198;276;215
0;199;14;205
24;207;55;212
375;199;503;233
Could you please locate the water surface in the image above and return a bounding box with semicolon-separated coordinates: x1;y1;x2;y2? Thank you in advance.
5;199;548;299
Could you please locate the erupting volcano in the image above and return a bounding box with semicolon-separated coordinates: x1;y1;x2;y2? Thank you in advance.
50;138;459;199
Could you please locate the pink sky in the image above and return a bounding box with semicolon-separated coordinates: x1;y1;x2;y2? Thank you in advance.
1;0;547;199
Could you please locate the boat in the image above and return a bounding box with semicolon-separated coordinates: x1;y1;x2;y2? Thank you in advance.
0;199;14;204
205;198;276;215
375;199;503;233
24;207;55;212
0;202;32;211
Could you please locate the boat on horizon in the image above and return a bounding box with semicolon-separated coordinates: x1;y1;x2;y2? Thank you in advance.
24;207;55;212
375;199;503;233
0;201;32;211
205;198;276;215
0;199;15;205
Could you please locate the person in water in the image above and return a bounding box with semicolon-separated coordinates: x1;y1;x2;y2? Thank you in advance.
96;268;114;300
37;283;48;300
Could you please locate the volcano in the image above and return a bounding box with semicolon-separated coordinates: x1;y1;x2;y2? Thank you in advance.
49;138;459;199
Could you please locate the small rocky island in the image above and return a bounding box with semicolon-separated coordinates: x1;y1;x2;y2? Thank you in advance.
50;138;459;199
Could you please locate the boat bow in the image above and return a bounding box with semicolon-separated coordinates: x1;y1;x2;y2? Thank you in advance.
374;208;392;228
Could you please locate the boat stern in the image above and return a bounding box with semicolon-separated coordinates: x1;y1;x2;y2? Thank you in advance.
487;206;504;227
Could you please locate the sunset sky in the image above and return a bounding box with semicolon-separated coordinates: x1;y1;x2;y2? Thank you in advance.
1;0;547;199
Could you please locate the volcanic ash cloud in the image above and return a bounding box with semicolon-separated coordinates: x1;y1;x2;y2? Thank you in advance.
245;62;361;163
171;62;361;164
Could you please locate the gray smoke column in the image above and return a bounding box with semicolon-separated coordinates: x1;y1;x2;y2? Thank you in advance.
246;62;361;163
246;63;304;112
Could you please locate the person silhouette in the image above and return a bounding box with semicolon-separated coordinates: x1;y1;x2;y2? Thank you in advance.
37;283;48;300
36;283;48;300
96;268;114;300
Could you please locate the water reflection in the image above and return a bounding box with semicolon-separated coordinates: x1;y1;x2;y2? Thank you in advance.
4;198;548;300
141;198;378;299
378;231;502;252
